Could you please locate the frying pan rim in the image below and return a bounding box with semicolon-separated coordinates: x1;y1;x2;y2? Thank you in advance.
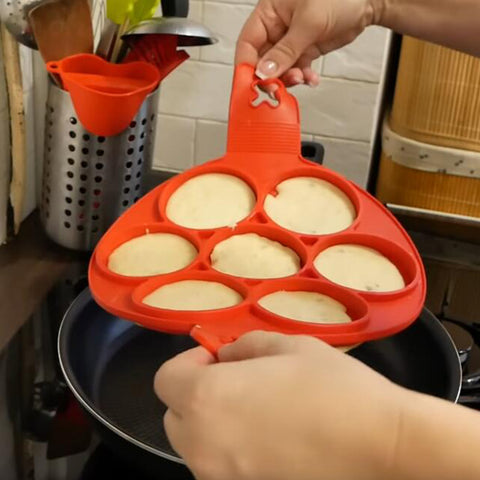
421;309;461;403
57;288;462;464
58;288;186;464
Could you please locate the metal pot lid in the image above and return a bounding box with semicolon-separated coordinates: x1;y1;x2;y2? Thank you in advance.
122;17;218;47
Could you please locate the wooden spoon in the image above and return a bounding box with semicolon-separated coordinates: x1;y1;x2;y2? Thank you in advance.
28;0;94;63
1;24;26;235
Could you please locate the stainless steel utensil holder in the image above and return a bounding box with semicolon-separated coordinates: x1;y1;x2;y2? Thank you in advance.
40;84;159;251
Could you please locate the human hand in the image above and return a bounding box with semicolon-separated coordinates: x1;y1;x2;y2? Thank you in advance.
154;331;405;480
235;0;380;87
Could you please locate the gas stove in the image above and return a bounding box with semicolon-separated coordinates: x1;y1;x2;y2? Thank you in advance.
22;258;480;480
441;318;480;408
79;443;191;480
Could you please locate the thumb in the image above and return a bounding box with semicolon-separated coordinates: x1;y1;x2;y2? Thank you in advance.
218;330;316;362
255;19;317;79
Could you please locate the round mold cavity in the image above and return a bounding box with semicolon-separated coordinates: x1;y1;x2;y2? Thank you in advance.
142;280;242;312
208;225;308;280
252;278;368;333
159;167;259;230
132;271;249;319
263;166;361;235
264;175;357;235
95;224;200;282
313;233;418;296
166;172;256;229
108;233;196;278
259;292;351;324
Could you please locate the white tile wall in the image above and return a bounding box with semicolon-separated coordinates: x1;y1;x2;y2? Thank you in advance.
150;1;389;187
195;119;228;165
322;27;388;82
293;78;379;141
154;114;196;171
201;2;253;64
189;1;204;23
314;136;372;186
158;61;233;121
210;0;257;4
184;1;203;60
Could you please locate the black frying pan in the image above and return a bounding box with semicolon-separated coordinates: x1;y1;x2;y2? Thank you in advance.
58;288;461;478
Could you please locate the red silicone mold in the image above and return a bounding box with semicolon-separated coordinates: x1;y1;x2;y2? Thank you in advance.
89;63;426;355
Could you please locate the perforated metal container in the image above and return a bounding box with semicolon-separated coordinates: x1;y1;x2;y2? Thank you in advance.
40;84;159;251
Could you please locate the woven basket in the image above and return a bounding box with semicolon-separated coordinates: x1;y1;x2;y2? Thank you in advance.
376;122;480;218
390;37;480;152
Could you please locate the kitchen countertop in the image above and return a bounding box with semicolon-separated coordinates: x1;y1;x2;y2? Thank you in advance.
0;211;83;351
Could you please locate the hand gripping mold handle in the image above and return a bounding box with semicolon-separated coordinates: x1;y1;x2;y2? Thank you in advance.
190;325;231;358
226;63;302;156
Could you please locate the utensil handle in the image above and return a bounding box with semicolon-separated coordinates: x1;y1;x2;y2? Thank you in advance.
226;63;301;156
110;17;130;63
1;24;26;234
161;0;189;17
95;18;118;59
190;325;232;358
301;141;324;165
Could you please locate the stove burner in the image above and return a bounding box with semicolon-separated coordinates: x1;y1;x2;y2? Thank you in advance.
80;444;193;480
441;319;480;410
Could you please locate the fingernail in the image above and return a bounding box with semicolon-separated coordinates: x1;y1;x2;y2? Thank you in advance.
267;85;278;100
256;60;278;79
292;76;303;84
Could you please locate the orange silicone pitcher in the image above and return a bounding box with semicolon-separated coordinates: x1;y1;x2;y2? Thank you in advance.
47;54;160;136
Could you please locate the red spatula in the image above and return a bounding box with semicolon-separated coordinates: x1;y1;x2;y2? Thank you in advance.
123;34;189;81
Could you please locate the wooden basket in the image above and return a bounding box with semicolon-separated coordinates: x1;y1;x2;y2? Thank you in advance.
376;122;480;218
376;153;480;217
390;37;480;152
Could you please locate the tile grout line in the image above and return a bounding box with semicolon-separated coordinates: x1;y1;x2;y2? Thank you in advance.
320;73;380;85
193;118;200;166
312;134;372;145
157;111;227;124
156;113;372;145
176;58;379;86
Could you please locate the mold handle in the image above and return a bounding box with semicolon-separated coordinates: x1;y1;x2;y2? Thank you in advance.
190;325;233;359
226;64;301;155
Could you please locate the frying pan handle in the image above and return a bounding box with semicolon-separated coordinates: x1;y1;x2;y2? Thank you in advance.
459;394;480;410
301;141;324;165
161;0;189;17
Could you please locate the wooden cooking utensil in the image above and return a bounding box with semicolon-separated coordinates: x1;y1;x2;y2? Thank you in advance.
1;24;26;235
28;0;94;63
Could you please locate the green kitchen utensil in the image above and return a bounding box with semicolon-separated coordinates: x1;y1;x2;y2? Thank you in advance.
107;0;159;26
107;0;160;62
